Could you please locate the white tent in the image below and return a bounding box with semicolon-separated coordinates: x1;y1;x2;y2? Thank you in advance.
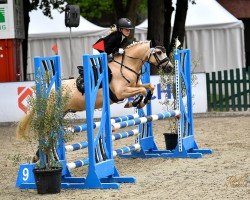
27;8;109;80
135;0;245;73
27;0;245;78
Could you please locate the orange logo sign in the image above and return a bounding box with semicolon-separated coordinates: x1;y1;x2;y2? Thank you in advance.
18;87;33;113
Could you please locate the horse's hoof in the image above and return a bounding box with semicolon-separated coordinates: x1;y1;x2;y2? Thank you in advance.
149;83;155;90
124;102;132;108
32;155;39;163
131;95;143;107
176;113;181;120
136;102;145;109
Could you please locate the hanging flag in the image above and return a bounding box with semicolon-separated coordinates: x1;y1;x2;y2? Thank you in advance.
51;44;58;55
93;40;105;51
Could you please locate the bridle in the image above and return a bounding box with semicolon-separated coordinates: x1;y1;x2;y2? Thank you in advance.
112;46;170;84
147;46;171;68
112;53;143;84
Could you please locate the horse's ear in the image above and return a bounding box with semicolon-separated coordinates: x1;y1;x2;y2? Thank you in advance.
155;46;166;53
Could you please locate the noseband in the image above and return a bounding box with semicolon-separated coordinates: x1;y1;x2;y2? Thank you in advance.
148;46;171;68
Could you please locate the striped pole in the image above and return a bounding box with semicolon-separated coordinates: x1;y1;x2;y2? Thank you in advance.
67;143;141;170
112;110;180;131
65;113;140;133
67;157;89;169
65;110;179;152
112;129;139;141
65;141;88;152
113;144;140;157
65;129;139;152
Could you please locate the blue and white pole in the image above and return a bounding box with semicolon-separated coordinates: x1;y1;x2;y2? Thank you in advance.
112;110;180;131
65;129;139;152
67;143;141;170
65;113;140;133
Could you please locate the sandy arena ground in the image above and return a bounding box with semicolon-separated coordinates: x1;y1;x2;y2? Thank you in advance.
0;114;249;200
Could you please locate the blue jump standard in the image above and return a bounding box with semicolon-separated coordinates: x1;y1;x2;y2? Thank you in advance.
16;50;213;191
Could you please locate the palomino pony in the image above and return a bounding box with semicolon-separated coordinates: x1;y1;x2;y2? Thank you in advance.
16;41;173;139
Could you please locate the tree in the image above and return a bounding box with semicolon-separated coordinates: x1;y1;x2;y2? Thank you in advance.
22;0;145;80
22;0;65;81
163;0;174;52
169;0;188;53
68;0;143;38
22;0;30;81
113;0;141;39
147;0;195;55
147;0;165;47
67;0;145;38
66;0;114;26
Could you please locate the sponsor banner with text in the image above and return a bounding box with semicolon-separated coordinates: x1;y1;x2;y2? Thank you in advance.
0;74;207;123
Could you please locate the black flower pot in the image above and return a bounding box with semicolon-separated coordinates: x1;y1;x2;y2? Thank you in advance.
163;133;178;150
33;167;62;194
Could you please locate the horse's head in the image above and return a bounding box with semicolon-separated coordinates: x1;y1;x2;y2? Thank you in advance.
119;41;173;75
147;46;173;74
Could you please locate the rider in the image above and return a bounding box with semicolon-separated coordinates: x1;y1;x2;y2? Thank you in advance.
76;18;134;96
92;18;134;57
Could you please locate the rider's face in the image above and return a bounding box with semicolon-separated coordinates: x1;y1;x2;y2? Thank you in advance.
121;28;131;37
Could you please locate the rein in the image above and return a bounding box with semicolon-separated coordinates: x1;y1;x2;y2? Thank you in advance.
112;53;143;84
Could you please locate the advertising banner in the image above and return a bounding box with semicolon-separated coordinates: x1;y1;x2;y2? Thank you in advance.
0;3;9;38
0;0;24;39
0;74;207;123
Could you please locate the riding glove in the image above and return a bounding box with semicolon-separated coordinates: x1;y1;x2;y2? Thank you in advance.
118;48;124;54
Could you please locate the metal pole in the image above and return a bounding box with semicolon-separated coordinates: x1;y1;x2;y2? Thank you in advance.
69;27;74;78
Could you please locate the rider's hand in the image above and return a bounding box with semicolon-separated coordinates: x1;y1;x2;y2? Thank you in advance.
118;48;124;54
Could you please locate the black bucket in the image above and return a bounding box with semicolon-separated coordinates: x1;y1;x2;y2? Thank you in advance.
33;167;62;194
163;133;178;150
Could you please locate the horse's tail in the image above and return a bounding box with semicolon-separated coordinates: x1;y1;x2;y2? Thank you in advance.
16;109;35;139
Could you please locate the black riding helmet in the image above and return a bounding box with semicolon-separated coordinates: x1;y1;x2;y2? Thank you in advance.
117;18;134;29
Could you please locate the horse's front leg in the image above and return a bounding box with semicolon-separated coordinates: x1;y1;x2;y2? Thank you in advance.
124;83;155;108
123;85;153;108
121;86;147;99
137;82;155;92
121;86;147;108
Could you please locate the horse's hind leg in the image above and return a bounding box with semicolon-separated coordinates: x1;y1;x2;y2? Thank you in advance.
32;150;39;163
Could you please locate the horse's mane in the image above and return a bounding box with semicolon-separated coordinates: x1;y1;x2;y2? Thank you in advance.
125;40;150;49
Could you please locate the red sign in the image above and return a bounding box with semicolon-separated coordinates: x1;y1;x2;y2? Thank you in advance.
17;87;33;113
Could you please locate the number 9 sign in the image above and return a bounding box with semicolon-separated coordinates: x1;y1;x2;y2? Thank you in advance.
22;168;29;181
15;164;35;188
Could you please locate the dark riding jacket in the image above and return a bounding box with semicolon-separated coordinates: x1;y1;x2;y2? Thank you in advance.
93;31;128;55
